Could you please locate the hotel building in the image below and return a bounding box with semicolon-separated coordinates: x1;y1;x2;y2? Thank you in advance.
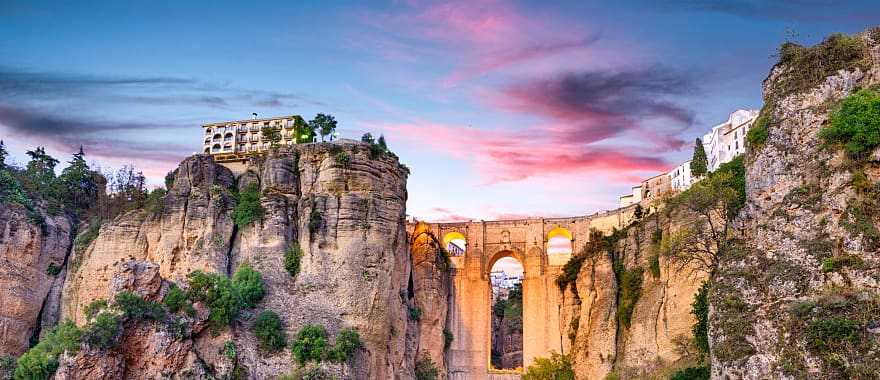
202;115;304;163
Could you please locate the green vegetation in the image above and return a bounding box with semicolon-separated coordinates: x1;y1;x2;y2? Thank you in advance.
81;313;122;350
334;151;350;167
443;329;454;351
690;138;708;177
13;320;81;380
291;324;328;365
0;356;14;380
648;253;661;279
819;88;880;158
407;305;422;321
308;208;322;234
253;310;287;352
692;282;710;357
279;365;333;380
669;366;710;380
45;263;61;276
556;231;603;292
83;299;107;320
615;266;644;329
821;255;865;273
361;133;395;159
746;110;770;148
771;33;866;99
311;113;338;142
162;284;192;315
223;340;237;361
521;351;574;380
261;125;283;149
284;241;303;278
232;184;264;227
113;291;165;321
186;264;266;328
414;355;440;380
328;328;361;363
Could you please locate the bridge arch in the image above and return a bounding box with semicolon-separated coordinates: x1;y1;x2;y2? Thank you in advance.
443;231;467;256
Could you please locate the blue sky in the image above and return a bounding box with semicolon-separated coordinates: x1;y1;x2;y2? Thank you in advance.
1;0;877;221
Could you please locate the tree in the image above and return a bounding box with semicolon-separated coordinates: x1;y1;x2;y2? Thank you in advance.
0;140;7;170
293;115;315;143
690;138;708;177
361;133;374;144
261;125;282;149
633;204;644;219
377;135;388;152
310;113;338;142
25;146;60;186
59;146;98;211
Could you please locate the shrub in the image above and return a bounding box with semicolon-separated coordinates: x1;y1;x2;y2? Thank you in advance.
82;313;122;349
83;299;108;320
232;263;265;308
335;151;350;167
17;318;82;379
692;282;710;357
279;365;331;380
223;340;237;361
819;89;880;158
408;305;422;321
163;284;190;314
329;328;361;362
806;317;860;351
771;33;866;99
521;351;574;380
73;219;101;257
670;366;710;380
253;310;287;352
166;316;190;340
414;355;440;380
291;324;328;364
746;113;770;148
46;263;61;276
232;184;264;227
113;291;165;321
308;209;322;234
821;255;866;273
648;253;660;279
616;266;644;329
284;241;303;278
443;329;454;351
186;270;242;328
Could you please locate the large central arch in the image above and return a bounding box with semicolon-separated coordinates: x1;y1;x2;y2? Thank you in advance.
414;209;637;379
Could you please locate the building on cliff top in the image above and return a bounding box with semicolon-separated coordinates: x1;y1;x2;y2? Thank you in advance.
618;109;758;208
202;115;303;163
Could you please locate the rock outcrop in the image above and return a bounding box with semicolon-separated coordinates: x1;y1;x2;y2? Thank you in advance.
0;201;73;356
712;28;880;379
57;141;414;379
564;218;705;379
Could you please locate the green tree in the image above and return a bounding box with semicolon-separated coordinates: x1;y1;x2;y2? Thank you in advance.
24;147;60;194
690;138;708;177
261;125;283;149
360;133;374;144
284;241;302;278
291;324;328;364
232;262;265;308
293;115;315;143
692;282;710;358
819;88;880;158
377;135;388;152
310;113;338;142
0;140;7;170
59;146;98;211
521;351;575;380
253;310;287;352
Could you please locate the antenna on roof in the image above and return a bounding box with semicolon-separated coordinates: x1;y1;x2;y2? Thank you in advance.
252;113;258;120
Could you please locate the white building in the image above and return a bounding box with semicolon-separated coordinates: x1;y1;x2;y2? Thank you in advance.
619;185;643;208
703;109;758;171
668;160;695;192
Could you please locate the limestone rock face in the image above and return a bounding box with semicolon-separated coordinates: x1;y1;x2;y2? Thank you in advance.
0;202;73;356
565;218;705;379
56;141;413;379
408;222;451;375
710;29;880;379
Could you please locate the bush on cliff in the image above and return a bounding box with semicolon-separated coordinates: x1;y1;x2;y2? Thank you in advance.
521;351;574;380
186;264;266;328
670;366;709;380
82;313;122;350
113;291;165;321
232;184;264;227
14;320;81;380
771;33;866;99
253;310;287;352
819;88;880;159
284;241;303;278
414;355;440;380
328;328;361;363
232;263;265;308
291;324;328;364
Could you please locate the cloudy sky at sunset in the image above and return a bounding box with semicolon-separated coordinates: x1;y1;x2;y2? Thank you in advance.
2;1;878;221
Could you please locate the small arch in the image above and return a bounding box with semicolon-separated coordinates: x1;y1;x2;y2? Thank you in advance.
547;227;573;256
211;143;221;152
213;133;222;140
224;132;233;139
203;147;210;154
442;231;467;256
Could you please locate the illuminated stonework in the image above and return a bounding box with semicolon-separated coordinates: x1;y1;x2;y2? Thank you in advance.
201;115;301;162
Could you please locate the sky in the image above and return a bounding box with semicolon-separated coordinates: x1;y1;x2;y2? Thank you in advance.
1;1;878;221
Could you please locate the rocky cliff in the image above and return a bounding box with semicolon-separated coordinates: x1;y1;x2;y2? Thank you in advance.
562;217;705;379
0;202;73;357
712;28;880;379
0;140;429;379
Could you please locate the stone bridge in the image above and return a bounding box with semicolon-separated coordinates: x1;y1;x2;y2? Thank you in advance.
409;206;636;379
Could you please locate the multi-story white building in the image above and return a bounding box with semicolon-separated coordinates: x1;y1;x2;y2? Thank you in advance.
619;185;643;208
702;109;758;171
668;160;695;192
202;115;303;162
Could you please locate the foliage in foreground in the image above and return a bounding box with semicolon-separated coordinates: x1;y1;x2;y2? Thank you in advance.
521;351;574;380
14;320;81;380
414;355;439;380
